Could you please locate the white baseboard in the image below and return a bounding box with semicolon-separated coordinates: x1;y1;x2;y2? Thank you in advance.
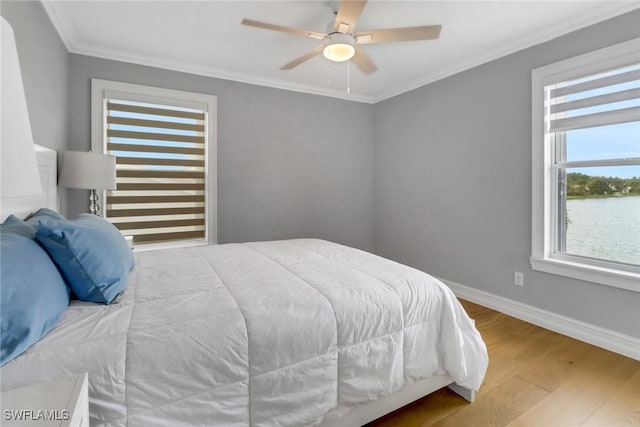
440;278;640;361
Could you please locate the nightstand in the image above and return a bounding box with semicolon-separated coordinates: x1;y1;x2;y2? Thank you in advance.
0;373;89;426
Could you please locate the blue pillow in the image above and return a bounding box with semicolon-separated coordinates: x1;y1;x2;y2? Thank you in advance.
35;214;134;304
1;217;70;366
1;214;36;238
2;209;66;238
25;208;66;223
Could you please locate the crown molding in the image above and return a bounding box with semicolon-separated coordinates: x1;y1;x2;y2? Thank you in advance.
40;0;77;51
40;0;374;103
41;0;639;105
69;41;375;103
373;3;640;103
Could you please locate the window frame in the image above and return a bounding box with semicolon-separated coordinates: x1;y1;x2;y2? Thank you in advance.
531;38;640;292
91;79;217;250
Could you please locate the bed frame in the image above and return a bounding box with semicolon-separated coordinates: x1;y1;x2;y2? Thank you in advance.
322;375;473;426
0;144;57;221
2;144;475;426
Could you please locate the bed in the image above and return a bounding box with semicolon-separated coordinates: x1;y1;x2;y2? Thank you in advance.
0;145;488;426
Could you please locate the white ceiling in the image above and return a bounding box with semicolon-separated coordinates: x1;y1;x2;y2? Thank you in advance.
43;1;640;103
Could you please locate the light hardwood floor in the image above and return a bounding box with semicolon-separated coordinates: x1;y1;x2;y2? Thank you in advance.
368;300;640;427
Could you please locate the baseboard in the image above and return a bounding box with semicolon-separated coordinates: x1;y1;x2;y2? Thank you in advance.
440;278;640;361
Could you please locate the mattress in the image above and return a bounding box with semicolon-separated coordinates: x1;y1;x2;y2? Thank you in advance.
0;239;488;426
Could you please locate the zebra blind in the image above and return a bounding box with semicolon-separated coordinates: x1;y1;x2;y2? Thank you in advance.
105;99;207;246
548;65;640;133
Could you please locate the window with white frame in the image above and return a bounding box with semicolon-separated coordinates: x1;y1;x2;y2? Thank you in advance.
91;79;217;249
531;39;640;292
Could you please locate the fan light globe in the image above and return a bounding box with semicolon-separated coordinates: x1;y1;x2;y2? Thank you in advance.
323;43;355;62
323;33;356;62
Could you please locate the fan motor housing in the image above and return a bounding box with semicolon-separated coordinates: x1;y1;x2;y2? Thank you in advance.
327;32;356;44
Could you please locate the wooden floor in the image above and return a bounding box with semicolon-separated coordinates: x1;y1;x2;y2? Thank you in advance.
368;300;640;427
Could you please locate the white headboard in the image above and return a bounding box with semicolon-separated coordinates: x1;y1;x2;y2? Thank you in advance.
0;144;58;221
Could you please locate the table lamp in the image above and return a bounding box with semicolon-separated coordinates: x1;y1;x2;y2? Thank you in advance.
58;151;116;215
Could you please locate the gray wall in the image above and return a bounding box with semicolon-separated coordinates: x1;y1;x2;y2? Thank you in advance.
373;10;640;338
67;55;375;250
2;0;374;252
1;0;68;175
4;0;638;337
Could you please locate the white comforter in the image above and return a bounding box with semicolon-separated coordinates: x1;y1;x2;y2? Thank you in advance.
1;239;488;426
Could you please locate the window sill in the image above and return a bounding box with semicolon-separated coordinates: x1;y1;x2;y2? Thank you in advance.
131;239;211;253
530;256;639;292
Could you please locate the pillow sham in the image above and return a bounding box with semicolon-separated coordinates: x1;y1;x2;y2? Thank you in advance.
1;214;36;238
35;214;134;304
0;216;70;366
25;208;66;224
4;208;68;237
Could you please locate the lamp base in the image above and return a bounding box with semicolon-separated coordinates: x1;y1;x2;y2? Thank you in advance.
89;189;101;216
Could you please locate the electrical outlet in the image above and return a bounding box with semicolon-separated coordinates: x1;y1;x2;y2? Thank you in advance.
514;271;524;286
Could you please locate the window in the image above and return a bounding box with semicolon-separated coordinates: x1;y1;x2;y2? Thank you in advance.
531;39;640;292
92;79;217;249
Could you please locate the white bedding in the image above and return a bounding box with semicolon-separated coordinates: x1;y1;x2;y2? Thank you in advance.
1;239;488;426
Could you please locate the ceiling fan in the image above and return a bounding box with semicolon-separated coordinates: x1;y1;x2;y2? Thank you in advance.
241;0;442;74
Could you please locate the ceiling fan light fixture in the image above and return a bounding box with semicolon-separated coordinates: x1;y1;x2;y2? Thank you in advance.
323;43;355;62
323;33;355;62
242;0;442;73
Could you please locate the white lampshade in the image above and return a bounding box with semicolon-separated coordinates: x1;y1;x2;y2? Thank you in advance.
1;17;41;199
58;151;117;190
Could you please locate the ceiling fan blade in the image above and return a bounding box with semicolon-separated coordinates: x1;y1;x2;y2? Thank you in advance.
242;18;327;40
356;25;442;44
281;45;325;70
352;45;377;74
334;0;367;33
